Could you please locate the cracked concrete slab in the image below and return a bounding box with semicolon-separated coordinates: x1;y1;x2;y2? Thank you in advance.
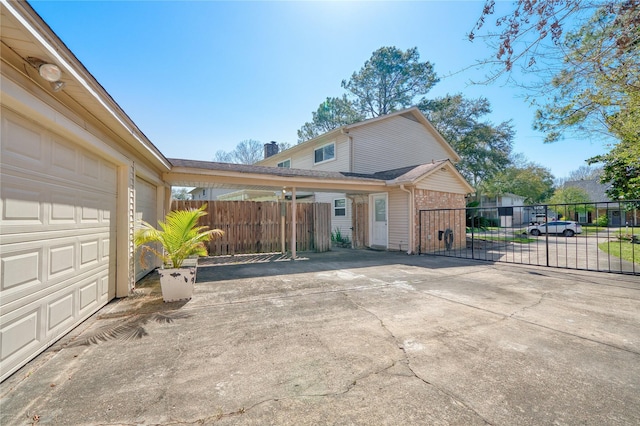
1;249;639;425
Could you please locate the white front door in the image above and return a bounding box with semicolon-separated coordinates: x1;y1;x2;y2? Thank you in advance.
371;193;388;248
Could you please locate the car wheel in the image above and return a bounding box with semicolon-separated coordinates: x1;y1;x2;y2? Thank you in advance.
530;229;541;236
563;229;575;237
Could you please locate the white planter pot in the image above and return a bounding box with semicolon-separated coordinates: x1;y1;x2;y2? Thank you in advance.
158;267;196;302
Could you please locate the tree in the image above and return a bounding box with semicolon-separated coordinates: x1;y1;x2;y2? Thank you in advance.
213;139;292;165
532;4;640;142
342;46;439;117
482;157;555;204
471;1;639;200
547;186;593;219
566;165;603;182
588;138;640;201
297;96;364;143
171;187;191;200
419;94;514;189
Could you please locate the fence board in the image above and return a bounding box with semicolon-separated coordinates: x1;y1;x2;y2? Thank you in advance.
352;201;369;248
170;200;331;255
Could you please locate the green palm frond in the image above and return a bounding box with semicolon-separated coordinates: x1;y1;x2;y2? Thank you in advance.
134;204;224;268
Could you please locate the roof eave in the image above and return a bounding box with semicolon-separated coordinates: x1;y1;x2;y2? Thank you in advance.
3;0;171;171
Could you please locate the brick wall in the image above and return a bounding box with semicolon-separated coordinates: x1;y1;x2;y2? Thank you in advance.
413;189;466;253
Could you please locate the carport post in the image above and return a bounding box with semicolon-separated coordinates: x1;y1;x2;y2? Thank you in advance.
280;190;286;254
292;187;297;259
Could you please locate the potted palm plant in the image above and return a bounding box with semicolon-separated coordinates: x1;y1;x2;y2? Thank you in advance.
134;204;223;302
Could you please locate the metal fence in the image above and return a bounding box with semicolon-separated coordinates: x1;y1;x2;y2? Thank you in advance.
418;201;640;276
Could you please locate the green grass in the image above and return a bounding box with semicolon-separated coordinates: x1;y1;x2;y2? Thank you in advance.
598;241;640;265
581;226;606;235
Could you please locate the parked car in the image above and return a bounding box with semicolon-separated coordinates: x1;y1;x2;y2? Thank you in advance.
527;221;583;237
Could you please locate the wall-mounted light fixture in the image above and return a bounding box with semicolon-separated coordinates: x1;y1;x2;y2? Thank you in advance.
27;57;65;91
38;62;61;81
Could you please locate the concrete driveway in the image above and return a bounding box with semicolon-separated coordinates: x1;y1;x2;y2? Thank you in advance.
1;249;639;425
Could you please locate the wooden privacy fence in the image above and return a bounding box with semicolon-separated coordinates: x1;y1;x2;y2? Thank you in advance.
171;200;331;255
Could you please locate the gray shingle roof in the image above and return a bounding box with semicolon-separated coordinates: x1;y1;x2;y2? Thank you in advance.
169;158;450;185
564;179;612;202
169;158;383;182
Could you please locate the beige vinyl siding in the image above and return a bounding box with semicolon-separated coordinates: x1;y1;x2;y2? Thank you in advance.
260;135;350;172
351;116;452;174
387;189;409;252
415;168;470;194
314;192;352;240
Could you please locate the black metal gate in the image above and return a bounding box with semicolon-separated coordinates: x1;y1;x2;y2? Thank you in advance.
418;201;639;276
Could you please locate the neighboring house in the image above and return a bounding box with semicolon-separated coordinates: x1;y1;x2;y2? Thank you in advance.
255;107;474;250
563;179;638;226
0;3;472;381
479;193;527;226
190;187;234;201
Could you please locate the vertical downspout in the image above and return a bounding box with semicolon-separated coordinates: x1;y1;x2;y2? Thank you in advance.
292;187;297;259
348;135;354;172
400;184;414;254
347;195;357;248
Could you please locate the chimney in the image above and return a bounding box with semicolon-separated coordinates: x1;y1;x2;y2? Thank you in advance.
264;141;279;159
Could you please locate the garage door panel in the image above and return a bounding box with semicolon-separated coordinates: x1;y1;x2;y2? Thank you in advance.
1;182;44;223
51;139;77;173
50;191;77;222
101;162;117;188
1;248;43;292
135;177;158;280
1;260;110;315
1;172;115;235
1;107;117;381
2;114;45;167
0;307;40;365
49;242;75;276
1;271;106;379
48;292;74;331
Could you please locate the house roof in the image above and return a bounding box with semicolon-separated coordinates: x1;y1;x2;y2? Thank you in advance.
166;158;390;193
564;179;612;202
384;159;475;193
166;158;474;195
255;107;461;165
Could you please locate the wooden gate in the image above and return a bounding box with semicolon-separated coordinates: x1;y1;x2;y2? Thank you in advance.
171;200;331;255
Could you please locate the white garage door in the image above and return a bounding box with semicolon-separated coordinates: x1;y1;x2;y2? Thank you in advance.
0;108;117;382
135;177;158;280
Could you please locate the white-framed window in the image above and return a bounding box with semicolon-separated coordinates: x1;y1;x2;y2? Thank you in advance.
314;142;335;164
334;198;346;216
277;159;291;168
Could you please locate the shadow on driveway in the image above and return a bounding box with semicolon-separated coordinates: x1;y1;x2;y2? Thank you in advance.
197;247;487;283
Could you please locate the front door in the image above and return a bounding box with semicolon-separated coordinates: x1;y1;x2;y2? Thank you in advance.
371;193;388;248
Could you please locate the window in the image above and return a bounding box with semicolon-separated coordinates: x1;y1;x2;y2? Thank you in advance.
277;159;291;168
334;198;346;216
314;143;335;164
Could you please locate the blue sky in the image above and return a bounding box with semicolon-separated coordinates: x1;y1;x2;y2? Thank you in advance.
30;1;610;179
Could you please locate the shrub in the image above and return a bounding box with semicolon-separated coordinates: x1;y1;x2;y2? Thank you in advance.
594;215;609;227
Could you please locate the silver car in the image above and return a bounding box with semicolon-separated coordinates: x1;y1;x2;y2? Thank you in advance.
527;221;583;237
